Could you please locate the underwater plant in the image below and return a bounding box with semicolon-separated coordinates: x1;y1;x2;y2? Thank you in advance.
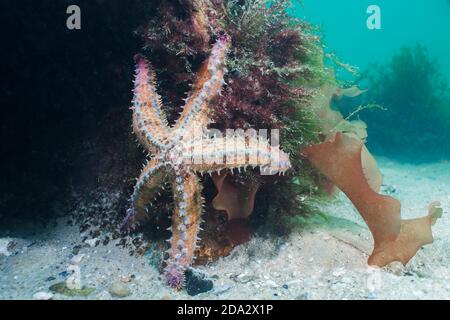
353;45;450;161
303;133;442;267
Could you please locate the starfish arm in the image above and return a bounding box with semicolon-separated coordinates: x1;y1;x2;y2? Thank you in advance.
122;157;167;231
170;36;230;142
164;171;204;289
132;55;170;152
182;135;291;175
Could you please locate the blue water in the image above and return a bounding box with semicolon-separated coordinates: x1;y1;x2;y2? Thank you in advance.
293;0;450;81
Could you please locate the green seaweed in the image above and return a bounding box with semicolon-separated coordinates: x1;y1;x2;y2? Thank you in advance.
49;282;95;297
350;45;450;161
140;0;332;230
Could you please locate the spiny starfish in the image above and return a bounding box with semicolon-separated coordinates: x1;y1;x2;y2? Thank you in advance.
122;36;291;289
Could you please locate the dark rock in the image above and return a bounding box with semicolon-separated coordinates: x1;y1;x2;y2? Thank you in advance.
72;245;82;255
102;237;110;246
282;284;289;290
91;229;100;238
46;276;56;282
185;269;213;296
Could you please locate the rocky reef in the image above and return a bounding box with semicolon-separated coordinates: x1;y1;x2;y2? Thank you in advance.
130;0;443;290
1;0;444;295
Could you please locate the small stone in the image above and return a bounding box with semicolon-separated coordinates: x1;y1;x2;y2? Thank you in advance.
0;238;15;257
85;238;99;248
72;245;82;255
366;292;377;300
58;271;70;278
232;274;258;284
266;280;278;288
213;285;231;295
161;293;171;300
46;276;56;282
282;284;289;290
296;292;309;300
120;275;132;283
109;282;131;298
66;265;82;290
33;292;54;300
185;269;213;296
96;290;112;300
70;254;85;265
385;261;404;276
332;268;346;277
381;184;397;195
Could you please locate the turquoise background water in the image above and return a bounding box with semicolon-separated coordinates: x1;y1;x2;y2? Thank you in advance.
293;0;450;81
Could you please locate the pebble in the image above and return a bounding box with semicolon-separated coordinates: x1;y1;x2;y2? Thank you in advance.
266;280;278;288
296;292;309;300
232;274;258;284
33;292;54;300
385;261;404;276
185;269;213;296
120;275;133;283
72;245;82;255
381;184;397;195
96;290;113;300
213;285;232;295
366;292;377;299
66;265;82;290
85;238;99;248
0;238;14;257
109;282;131;298
332;268;346;277
70;254;85;265
59;271;70;278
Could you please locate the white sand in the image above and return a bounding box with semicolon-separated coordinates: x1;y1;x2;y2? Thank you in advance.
1;157;449;300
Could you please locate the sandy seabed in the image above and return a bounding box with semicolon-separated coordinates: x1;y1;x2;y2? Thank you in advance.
1;157;450;300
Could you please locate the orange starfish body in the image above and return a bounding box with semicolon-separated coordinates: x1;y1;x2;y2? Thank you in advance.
123;36;291;289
